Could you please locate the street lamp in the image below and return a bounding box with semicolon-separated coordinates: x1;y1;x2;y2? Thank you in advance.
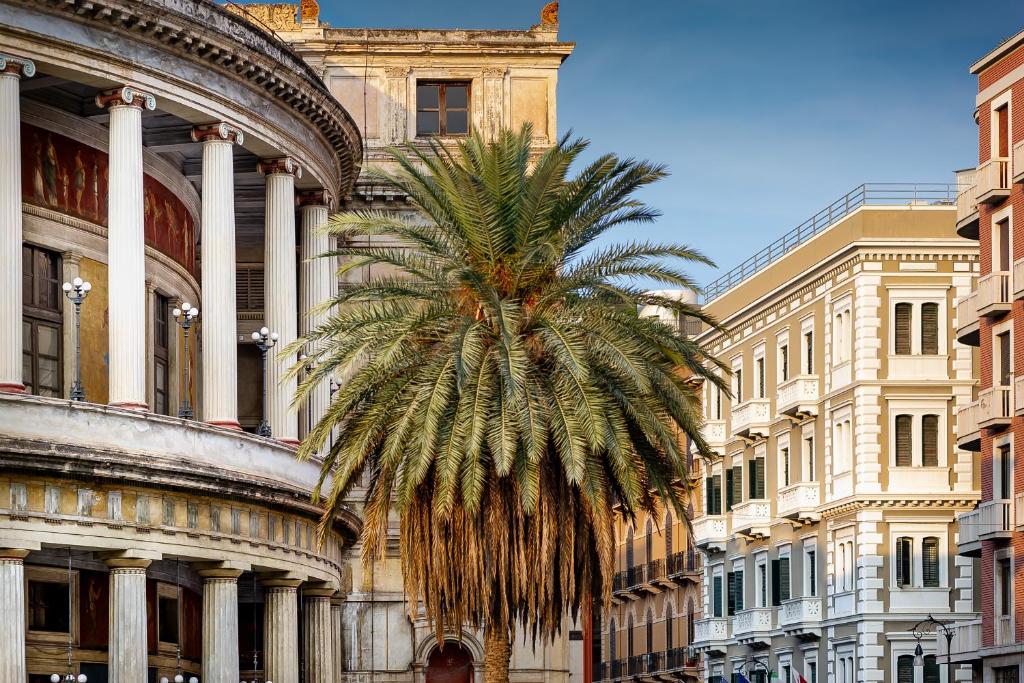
62;277;91;401
50;550;86;683
911;615;956;683
172;303;200;419
252;327;278;437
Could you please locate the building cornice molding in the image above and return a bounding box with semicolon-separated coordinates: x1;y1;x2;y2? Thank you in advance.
819;495;980;520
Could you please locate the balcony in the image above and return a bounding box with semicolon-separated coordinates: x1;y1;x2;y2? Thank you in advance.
939;619;981;665
957;506;982;557
732;607;773;646
644;559;667;593
976;157;1010;204
1016;492;1024;530
693;617;730;656
996;616;1015;648
776;375;819;418
612;570;629;596
731;398;771;439
977;271;1011;318
627;653;662;678
778;597;823;639
955;290;979;347
663;647;700;676
978;498;1014;541
692;515;728;553
701;419;728;456
777;481;820;523
609;659;627;680
1014;141;1024;184
730;499;771;538
978;385;1012;429
956;401;981;452
955;183;979;239
666;549;700;584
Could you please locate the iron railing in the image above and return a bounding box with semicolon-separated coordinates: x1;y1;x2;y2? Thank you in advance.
702;183;958;302
667;548;698;576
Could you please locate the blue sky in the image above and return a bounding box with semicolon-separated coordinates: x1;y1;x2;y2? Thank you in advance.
317;0;1024;288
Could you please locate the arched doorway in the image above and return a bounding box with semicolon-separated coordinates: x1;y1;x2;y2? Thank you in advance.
426;643;474;683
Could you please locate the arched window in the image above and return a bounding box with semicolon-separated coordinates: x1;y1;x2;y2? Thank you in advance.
626;528;634;568
686;599;695;644
626;614;634;658
665;511;674;560
665;603;674;649
645;519;653;563
609;619;617;662
645;609;654;654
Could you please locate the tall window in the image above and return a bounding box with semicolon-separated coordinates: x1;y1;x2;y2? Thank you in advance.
921;303;939;355
995;217;1011;272
22;245;62;396
997;444;1012;499
734;368;743;403
997;558;1011;617
626;615;634;658
726;466;741;511
896;537;913;587
665;603;673;649
748;457;765;499
645;609;653;654
995;103;1009;158
609;619;617;662
779;343;789;382
805;545;817;597
756;356;765;398
686;600;695;644
664;511;673;559
895;303;912;355
706;475;722;515
895;415;912;467
626;528;634;568
154;293;170;415
727;568;743;615
645;519;653;563
804;436;815;480
922;415;939;467
780;446;790;487
922;537;939;588
756;561;767;607
923;656;940;683
416;82;470;136
712;574;723;618
997;331;1011;386
804;330;814;374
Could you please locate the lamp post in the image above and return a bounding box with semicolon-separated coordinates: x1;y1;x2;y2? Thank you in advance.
252;326;278;437
50;550;86;683
172;302;200;419
911;615;956;683
739;657;775;682
61;277;91;401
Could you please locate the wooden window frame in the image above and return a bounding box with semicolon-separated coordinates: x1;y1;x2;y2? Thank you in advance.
25;566;79;646
416;81;471;137
22;244;63;396
157;582;182;655
154;292;170;415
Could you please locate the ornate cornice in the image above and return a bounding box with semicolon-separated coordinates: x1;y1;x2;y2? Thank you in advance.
0;53;34;77
95;85;157;111
258;157;303;178
191;122;244;145
819;495;980;520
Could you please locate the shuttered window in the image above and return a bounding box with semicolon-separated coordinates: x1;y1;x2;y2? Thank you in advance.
896;537;912;586
778;556;790;602
805;331;814;374
726;571;736;615
807;550;817;597
922;414;939;467
236;264;265;311
706;475;722;515
922;536;940;587
771;559;781;606
780;345;789;382
734;570;744;611
923;656;940;683
897;655;914;683
895;302;912;355
712;575;723;618
748;459;765;499
734;369;743;403
756;357;765;398
895;414;912;467
726;468;735;511
921;302;939;355
781;447;790;487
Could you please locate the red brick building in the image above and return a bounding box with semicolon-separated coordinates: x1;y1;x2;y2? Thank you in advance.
953;27;1024;683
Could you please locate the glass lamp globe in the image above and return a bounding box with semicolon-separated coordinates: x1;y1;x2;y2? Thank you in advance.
82;282;91;292
182;302;191;311
50;674;61;683
160;677;169;683
260;326;269;336
251;331;260;341
62;282;72;292
73;277;83;287
174;674;184;683
173;308;182;318
270;332;279;342
189;677;199;683
77;675;87;683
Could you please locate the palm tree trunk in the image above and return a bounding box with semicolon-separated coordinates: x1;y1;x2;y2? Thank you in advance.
483;622;512;683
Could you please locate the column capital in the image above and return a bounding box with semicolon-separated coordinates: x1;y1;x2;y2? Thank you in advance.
0;548;31;561
0;55;35;78
198;567;245;581
95;85;156;111
297;189;334;210
258;157;303;178
261;577;303;590
62;250;83;266
191;122;245;145
303;586;336;599
99;549;158;570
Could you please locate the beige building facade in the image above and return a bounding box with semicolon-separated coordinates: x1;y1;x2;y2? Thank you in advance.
689;185;981;683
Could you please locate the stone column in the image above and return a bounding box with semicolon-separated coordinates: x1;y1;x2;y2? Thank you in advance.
200;567;244;683
258;158;302;445
303;588;335;683
106;557;151;683
193;123;245;429
96;86;156;410
0;56;34;393
331;596;344;683
0;549;30;683
298;192;332;442
263;578;302;683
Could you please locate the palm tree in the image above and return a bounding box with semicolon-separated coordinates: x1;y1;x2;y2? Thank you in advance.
293;124;726;683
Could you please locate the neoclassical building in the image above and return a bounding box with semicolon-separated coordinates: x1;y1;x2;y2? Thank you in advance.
688;185;981;682
0;2;579;683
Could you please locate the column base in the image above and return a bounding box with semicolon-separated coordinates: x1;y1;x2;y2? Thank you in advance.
207;419;243;430
0;382;26;393
110;401;150;411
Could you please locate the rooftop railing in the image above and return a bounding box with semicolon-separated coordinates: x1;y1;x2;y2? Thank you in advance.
702;183;958;302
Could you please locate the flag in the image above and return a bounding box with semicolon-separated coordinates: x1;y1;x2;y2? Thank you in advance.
736;675;752;683
794;670;810;683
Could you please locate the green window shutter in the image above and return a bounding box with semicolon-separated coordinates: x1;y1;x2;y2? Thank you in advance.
771;559;781;606
734;570;744;611
805;332;813;374
781;345;789;381
808;550;816;597
732;466;742;507
897;655;914;683
782;447;790;487
748;459;756;499
779;556;790;601
713;576;723;618
923;656;940;683
756;458;765;499
706;478;713;514
922;537;940;587
921;302;939;355
895;302;912;355
725;469;734;511
895;414;912;467
922;414;939;467
727;571;736;616
897;537;912;586
735;369;743;403
713;475;722;514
